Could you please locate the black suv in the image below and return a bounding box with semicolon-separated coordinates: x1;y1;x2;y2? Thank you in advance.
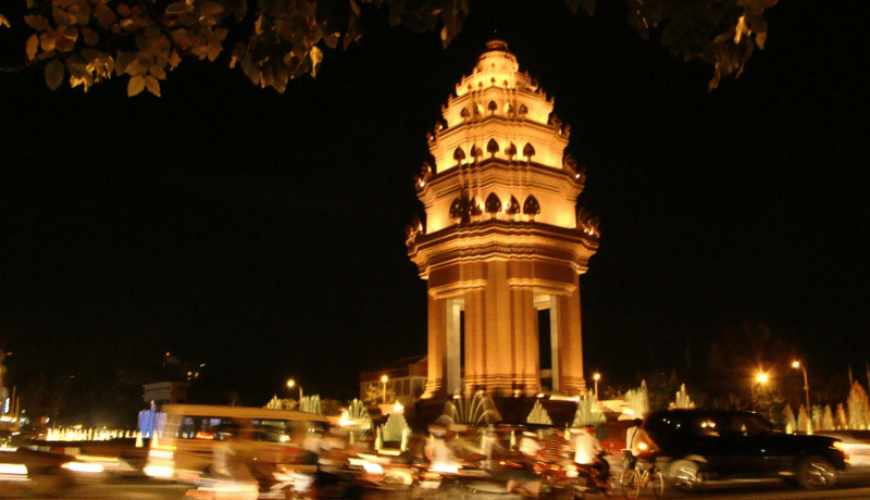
641;410;847;491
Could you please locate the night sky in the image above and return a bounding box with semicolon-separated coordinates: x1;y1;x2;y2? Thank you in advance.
1;0;867;405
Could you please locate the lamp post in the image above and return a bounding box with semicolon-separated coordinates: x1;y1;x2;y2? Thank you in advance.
380;375;389;404
753;371;768;412
287;379;303;402
792;361;812;433
593;373;601;399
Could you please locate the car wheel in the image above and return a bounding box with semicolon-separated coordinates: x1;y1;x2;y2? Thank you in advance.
668;459;701;492
796;456;836;490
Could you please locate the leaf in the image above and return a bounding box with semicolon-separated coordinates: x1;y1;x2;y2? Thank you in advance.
114;51;134;76
755;30;767;50
235;0;247;22
125;57;149;76
45;59;66;90
206;40;222;61
229;41;246;68
323;32;339;49
149;64;166;80
144;75;161;97
94;4;117;29
26;34;39;60
24;15;50;31
309;45;322;77
52;7;73;26
65;53;88;78
199;2;224;17
127;75;145;96
82;27;99;46
39;32;57;53
164;2;194;15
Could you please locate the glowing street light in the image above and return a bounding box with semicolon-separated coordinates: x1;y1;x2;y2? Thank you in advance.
380;375;389;404
287;379;303;401
593;373;601;398
753;370;769;412
792;361;812;434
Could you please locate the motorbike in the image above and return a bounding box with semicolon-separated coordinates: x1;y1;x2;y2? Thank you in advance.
533;451;613;500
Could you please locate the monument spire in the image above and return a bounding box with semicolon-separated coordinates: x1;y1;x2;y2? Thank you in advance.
407;41;598;398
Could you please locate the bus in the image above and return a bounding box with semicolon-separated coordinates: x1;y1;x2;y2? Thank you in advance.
143;404;329;483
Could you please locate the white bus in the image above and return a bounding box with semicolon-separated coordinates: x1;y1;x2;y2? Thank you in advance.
143;404;329;483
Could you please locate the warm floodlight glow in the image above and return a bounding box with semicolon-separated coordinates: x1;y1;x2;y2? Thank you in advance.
287;379;295;388
593;373;600;381
380;375;388;383
756;372;768;384
792;361;800;369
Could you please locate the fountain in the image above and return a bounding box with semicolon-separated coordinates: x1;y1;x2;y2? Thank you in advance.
782;404;796;434
572;393;605;428
624;380;650;417
821;405;835;431
342;399;372;441
835;403;847;430
300;395;322;415
526;400;552;425
380;412;410;443
847;381;869;429
797;405;810;434
439;391;501;426
670;383;695;409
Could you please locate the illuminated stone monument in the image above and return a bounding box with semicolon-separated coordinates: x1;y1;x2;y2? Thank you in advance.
407;41;599;399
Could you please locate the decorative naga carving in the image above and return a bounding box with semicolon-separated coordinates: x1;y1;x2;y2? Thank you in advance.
576;207;600;237
414;162;433;191
405;215;424;248
563;154;586;184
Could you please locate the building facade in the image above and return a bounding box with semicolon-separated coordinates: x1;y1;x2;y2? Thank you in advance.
407;41;599;399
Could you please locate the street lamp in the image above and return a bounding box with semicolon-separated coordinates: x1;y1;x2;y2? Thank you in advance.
380;375;389;404
287;379;303;401
792;361;812;433
753;371;768;412
593;373;601;398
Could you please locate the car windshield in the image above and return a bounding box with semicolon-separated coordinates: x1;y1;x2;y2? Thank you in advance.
727;414;775;436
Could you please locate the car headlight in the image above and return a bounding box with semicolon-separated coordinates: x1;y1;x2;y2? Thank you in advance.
61;461;104;474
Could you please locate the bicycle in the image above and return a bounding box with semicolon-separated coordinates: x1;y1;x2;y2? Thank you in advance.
620;457;664;499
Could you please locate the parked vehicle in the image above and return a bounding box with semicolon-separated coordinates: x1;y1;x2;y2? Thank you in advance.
641;409;847;491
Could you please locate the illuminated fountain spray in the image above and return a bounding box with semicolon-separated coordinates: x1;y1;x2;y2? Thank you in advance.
526;400;552;425
624;380;650;417
670;384;695;409
440;391;501;427
340;399;372;442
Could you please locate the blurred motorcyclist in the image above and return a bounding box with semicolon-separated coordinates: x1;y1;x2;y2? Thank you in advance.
573;425;609;489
